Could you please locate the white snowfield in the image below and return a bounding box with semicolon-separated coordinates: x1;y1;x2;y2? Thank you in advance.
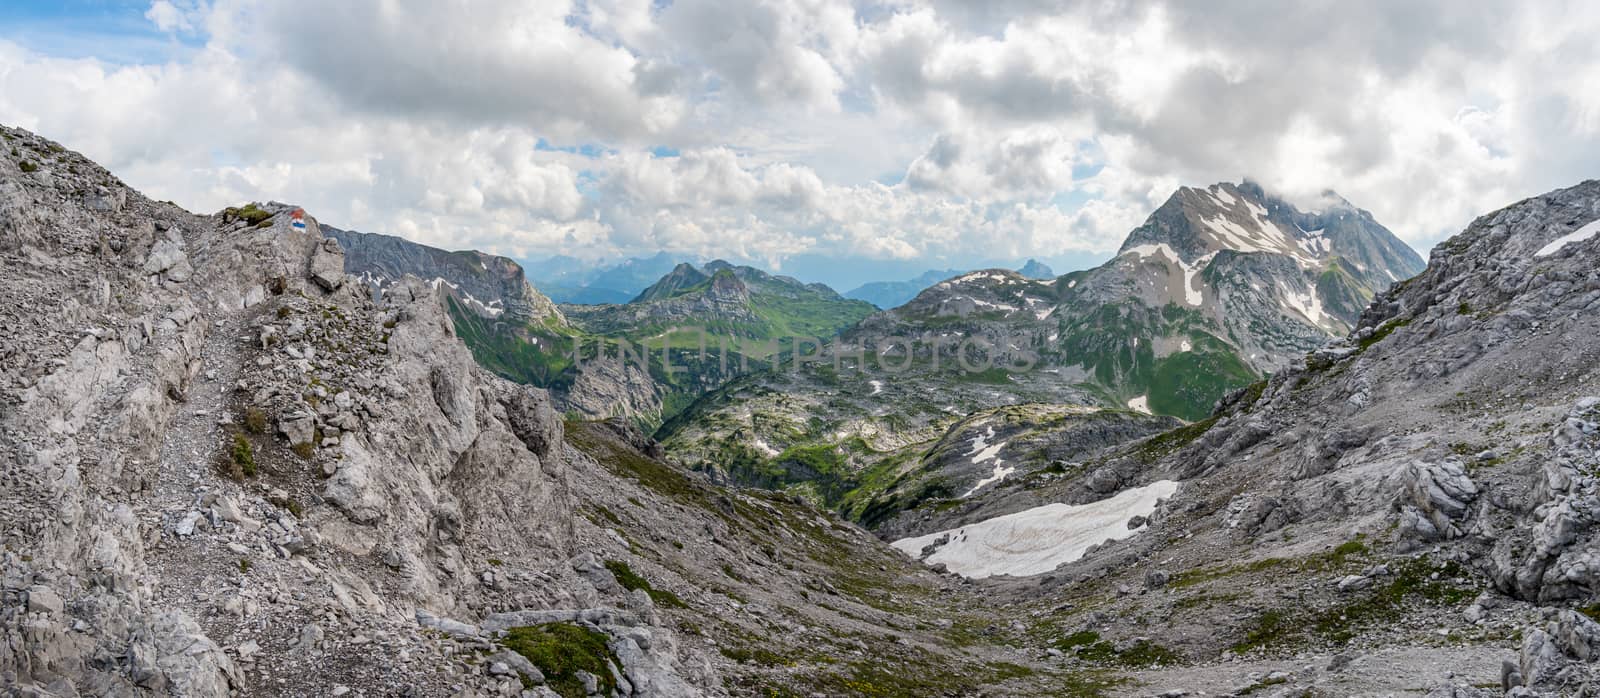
892;480;1180;579
1536;219;1600;257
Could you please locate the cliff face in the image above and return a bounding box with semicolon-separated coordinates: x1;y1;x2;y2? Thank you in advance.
324;224;564;326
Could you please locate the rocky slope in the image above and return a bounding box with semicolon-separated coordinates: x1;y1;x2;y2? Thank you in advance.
658;182;1425;530
890;178;1600;695
0;125;1092;698
308;227;665;426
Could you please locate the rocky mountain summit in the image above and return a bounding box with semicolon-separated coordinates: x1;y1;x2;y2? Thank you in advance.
1096;181;1424;372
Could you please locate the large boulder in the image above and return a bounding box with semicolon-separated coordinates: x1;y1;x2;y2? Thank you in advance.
1395;458;1478;547
310;238;346;291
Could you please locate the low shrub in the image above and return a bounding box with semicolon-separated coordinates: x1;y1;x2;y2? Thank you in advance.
243;407;269;435
604;559;687;608
230;433;257;478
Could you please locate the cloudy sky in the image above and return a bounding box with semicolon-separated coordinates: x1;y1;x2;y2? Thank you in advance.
3;1;1598;287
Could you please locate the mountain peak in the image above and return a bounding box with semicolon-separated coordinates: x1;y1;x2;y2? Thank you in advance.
1016;259;1055;279
632;262;710;302
1119;182;1308;263
1116;182;1421;279
705;267;750;303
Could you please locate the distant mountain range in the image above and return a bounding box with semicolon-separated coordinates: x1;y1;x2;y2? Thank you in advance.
657;180;1426;525
325;179;1427;527
561;260;874;342
523;251;684;304
845;269;965;309
845;260;1057;309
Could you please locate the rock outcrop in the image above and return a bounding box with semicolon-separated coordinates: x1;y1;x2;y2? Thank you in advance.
324;224;563;326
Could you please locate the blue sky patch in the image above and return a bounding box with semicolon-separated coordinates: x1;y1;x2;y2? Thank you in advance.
535;138;607;159
0;1;203;64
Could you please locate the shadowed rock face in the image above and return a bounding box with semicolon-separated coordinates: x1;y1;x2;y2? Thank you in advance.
323;224;564;326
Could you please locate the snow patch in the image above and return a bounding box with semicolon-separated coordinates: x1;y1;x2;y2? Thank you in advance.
1210;185;1238;206
1298;227;1329;255
966;426;1004;464
430;277;505;318
962;426;1011;497
892;480;1181;578
965;298;1020;314
1200;213;1295;255
965;463;1016;498
1279;281;1331;328
942;271;1016;287
1127;395;1151;414
1536;219;1600;257
1123;244;1210;307
1182;265;1203;306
